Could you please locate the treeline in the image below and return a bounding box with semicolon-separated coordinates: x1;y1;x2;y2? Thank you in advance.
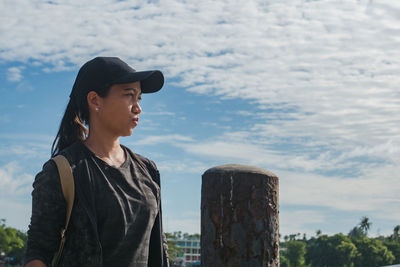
0;219;26;264
280;216;400;267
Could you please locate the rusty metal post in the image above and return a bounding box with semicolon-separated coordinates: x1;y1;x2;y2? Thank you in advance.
201;164;279;267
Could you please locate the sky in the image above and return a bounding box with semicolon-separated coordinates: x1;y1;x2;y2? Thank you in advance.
0;0;399;239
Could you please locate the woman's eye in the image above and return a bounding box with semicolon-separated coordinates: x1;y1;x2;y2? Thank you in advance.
126;93;141;100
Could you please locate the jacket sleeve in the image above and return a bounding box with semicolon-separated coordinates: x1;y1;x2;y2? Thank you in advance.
24;160;67;266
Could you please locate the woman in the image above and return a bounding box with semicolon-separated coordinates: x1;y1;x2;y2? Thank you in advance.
24;57;169;267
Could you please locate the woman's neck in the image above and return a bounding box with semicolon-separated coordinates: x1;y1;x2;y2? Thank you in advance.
83;132;126;167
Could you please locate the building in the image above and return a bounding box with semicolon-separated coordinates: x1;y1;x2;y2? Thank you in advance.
168;235;201;267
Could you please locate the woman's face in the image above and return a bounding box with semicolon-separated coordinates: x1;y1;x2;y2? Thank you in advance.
96;81;142;137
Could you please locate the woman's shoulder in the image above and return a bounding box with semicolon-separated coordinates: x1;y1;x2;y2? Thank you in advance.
36;141;85;179
56;141;93;168
33;158;63;199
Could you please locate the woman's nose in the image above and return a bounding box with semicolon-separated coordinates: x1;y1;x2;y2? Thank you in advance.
132;101;142;114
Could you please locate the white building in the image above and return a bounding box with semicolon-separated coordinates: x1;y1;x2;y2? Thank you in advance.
169;236;201;266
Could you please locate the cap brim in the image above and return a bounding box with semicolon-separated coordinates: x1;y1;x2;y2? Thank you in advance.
113;70;164;93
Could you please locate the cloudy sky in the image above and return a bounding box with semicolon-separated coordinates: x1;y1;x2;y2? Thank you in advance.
0;0;399;238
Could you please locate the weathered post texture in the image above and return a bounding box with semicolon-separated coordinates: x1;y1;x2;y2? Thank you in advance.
201;164;279;267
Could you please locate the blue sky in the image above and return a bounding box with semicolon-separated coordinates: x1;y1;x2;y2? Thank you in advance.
0;0;399;238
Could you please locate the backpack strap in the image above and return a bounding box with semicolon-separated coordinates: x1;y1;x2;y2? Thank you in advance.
51;155;75;267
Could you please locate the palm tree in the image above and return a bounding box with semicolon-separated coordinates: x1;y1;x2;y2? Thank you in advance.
359;216;371;236
348;226;363;239
392;225;400;242
316;230;322;237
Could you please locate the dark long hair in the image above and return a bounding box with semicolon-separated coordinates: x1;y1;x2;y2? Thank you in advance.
51;86;110;157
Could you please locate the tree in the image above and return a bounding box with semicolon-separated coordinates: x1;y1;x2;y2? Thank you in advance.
171;231;182;239
0;219;27;264
359;216;372;236
348;216;372;239
302;233;307;241
383;240;400;264
285;240;306;267
306;234;358;267
336;238;359;267
348;226;364;239
166;239;182;265
353;237;394;267
391;225;400;242
280;254;290;267
164;232;183;265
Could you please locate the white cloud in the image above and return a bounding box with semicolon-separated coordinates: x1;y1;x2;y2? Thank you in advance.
177;140;271;165
279;210;326;238
133;134;194;146
0;199;31;231
279;167;400;217
1;0;400;235
0;162;33;196
1;0;398;161
164;218;200;235
0;137;52;159
6;67;23;82
156;159;208;175
158;131;400;228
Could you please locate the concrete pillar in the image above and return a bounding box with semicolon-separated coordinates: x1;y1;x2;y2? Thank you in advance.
201;164;279;267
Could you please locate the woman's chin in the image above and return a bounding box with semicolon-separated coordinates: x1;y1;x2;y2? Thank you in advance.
122;128;135;137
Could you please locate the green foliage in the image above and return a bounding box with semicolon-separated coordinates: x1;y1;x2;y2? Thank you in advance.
391;225;400;242
285;240;306;267
280;254;290;267
383;240;400;264
165;231;200;240
359;216;372;236
306;234;358;267
166;238;182;265
0;219;27;264
348;226;364;239
280;218;400;267
353;237;394;267
348;216;372;239
165;232;200;265
335;238;359;267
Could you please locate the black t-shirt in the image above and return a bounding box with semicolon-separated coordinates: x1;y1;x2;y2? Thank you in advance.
80;143;160;267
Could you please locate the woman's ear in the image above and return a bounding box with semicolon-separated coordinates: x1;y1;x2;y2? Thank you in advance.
87;91;101;112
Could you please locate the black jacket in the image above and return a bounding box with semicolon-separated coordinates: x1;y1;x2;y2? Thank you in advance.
24;142;169;267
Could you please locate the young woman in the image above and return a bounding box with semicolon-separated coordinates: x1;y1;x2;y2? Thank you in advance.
24;57;169;267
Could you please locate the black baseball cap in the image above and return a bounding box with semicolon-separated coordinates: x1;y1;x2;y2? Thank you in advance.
70;57;164;100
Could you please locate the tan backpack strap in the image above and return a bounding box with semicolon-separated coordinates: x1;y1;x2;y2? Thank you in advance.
51;155;75;267
53;155;75;228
